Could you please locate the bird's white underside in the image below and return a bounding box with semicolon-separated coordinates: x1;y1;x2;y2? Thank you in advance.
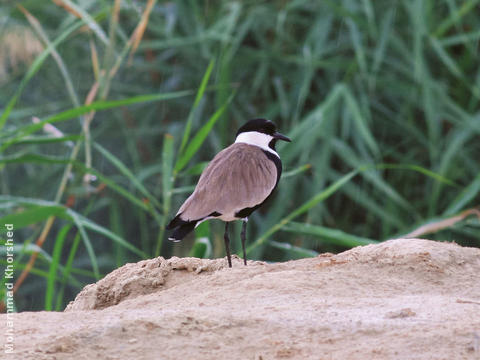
234;131;280;157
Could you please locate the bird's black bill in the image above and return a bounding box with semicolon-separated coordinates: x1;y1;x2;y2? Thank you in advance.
273;132;291;142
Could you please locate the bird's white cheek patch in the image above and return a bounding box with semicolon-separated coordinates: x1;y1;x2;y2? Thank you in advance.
235;132;279;157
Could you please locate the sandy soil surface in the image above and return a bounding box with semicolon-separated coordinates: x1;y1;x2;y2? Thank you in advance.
2;238;480;360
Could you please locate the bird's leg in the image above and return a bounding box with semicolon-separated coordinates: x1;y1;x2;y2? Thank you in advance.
241;219;248;266
224;222;232;268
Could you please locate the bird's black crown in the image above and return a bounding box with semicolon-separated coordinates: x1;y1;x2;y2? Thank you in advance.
236;118;276;137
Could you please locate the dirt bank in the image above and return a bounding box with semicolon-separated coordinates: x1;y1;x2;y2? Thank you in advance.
2;238;480;359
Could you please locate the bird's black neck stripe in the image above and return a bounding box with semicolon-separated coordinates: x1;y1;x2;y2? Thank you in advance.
262;150;282;187
268;139;277;152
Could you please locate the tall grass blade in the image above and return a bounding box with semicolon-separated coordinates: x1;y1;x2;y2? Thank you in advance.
0;154;151;211
55;231;82;310
0;206;66;231
375;163;458;187
155;134;174;256
0;19;86;130
342;87;379;156
188;237;212;259
1;90;193;152
444;174;480;216
45;224;71;311
268;240;319;258
282;222;377;248
68;211;100;279
434;0;480;37
10;135;81;146
179;59;215;155
55;0;109;44
174;94;234;173
281;164;311;180
93;142;161;209
246;170;358;254
66;209;146;258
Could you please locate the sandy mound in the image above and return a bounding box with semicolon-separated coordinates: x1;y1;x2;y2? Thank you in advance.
2;238;480;360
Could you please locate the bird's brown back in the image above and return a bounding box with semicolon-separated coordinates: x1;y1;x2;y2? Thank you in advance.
178;143;278;221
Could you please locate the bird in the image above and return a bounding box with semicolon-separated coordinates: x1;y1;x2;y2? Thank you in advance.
167;118;291;267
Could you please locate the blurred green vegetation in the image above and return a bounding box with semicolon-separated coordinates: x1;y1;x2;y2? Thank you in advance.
1;0;479;311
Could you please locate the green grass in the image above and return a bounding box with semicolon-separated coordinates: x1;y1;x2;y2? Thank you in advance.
1;0;479;311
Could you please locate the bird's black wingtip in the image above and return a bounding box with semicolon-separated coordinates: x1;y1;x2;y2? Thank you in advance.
166;213;182;230
167;218;197;242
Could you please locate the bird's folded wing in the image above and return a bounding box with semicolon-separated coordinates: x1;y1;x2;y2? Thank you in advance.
178;143;277;221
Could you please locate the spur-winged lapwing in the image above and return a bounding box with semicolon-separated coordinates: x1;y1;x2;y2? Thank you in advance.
167;118;291;267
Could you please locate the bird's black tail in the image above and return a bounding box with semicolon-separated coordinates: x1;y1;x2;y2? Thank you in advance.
167;214;196;242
